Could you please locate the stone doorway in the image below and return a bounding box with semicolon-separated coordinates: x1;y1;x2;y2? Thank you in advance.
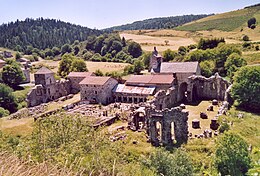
179;82;188;102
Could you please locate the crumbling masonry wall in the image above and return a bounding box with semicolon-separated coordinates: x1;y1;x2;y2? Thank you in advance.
149;87;178;110
187;73;230;102
145;106;189;146
27;80;71;107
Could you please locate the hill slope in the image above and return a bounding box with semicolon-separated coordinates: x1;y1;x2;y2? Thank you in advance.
105;14;212;31
0;18;102;50
176;5;260;31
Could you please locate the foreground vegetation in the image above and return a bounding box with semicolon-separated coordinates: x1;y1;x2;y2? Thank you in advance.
0;107;259;175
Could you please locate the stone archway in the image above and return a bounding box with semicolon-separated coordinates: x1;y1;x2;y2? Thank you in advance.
179;82;188;102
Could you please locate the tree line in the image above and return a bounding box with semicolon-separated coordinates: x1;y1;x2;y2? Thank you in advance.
105;14;212;31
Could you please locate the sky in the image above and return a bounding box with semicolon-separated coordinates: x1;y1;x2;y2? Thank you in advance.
0;0;259;29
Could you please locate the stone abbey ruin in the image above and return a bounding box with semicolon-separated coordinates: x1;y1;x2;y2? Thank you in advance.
26;47;231;146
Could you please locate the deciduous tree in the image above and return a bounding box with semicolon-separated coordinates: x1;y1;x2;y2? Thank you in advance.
0;83;18;113
215;132;251;175
231;66;260;112
1;60;25;88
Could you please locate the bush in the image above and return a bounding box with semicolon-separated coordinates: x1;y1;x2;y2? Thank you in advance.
144;148;193;176
219;122;230;133
242;42;251;48
0;107;10;117
242;35;249;41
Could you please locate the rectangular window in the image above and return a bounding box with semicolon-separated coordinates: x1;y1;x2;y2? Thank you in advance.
95;91;98;94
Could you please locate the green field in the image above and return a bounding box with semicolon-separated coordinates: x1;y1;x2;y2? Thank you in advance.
176;6;260;31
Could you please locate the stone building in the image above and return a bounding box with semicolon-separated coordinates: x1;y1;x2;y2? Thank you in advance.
113;74;175;103
79;76;118;104
126;74;175;91
27;67;71;107
159;61;201;83
67;72;95;93
113;84;155;103
149;47;163;72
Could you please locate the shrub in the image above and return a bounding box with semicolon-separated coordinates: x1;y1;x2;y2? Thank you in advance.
0;107;10;117
219;122;230;133
144;148;193;176
242;35;249;41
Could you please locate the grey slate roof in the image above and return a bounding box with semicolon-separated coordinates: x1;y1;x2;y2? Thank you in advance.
35;67;54;74
160;62;199;73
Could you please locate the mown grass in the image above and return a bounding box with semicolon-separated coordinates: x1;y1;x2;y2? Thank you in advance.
176;6;260;32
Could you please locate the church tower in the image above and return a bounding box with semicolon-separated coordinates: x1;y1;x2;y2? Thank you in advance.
149;47;163;73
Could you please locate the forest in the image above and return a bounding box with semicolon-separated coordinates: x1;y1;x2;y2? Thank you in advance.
0;18;102;51
105;14;212;31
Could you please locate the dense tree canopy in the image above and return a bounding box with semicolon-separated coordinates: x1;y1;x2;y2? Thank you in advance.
231;66;260;112
0;18;101;51
128;42;142;58
145;148;193;176
1;60;25;88
105;14;212;31
185;43;242;77
0;83;18;113
198;38;225;50
58;54;88;78
224;53;247;79
215;132;251;175
163;49;177;62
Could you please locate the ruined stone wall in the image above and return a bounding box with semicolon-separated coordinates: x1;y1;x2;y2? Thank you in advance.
27;80;71;107
145;106;189;146
187;73;230;102
149;87;178;110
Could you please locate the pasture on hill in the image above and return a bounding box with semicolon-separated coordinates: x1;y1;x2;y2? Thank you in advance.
176;5;260;32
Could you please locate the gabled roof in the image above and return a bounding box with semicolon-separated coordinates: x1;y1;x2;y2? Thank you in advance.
79;76;114;85
113;84;155;95
67;72;94;78
160;62;199;73
35;67;53;74
126;74;174;85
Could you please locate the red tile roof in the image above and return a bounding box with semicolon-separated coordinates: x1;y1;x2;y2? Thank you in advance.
67;72;94;78
79;76;113;85
126;74;174;85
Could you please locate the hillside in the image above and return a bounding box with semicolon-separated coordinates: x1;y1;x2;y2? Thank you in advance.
105;14;212;31
176;5;260;31
0;18;102;50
